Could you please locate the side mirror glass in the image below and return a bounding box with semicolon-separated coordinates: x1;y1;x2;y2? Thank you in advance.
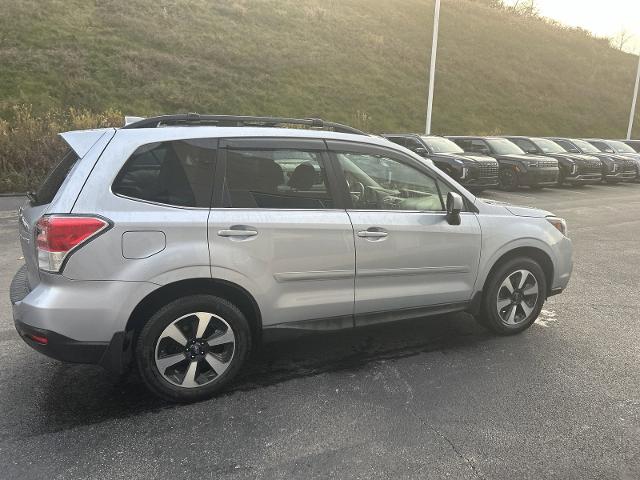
446;192;463;225
414;147;428;157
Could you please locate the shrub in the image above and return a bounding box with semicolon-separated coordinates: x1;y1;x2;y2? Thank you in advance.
0;106;122;193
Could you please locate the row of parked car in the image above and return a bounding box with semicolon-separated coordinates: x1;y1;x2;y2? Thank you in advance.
382;134;640;192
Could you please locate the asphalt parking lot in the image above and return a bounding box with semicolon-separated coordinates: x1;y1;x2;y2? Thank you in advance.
1;184;639;480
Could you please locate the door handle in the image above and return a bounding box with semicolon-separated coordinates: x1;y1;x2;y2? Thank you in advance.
357;230;388;238
217;229;258;238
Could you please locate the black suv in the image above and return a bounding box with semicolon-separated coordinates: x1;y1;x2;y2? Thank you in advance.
548;137;636;183
584;139;640;181
448;136;559;191
383;134;499;192
505;136;602;186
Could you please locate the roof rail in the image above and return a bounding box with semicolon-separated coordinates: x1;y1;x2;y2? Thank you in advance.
122;113;367;135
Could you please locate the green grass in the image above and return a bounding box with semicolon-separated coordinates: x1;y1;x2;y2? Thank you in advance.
1;0;639;142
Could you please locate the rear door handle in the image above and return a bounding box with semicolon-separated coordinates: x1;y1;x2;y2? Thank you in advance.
217;229;258;238
357;229;388;238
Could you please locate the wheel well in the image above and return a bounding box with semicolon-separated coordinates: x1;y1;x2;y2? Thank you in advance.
484;247;554;296
125;278;262;342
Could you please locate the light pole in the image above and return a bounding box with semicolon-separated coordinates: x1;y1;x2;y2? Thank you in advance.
627;52;640;140
425;0;441;135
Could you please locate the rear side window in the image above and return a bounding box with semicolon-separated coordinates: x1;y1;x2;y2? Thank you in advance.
113;139;216;207
223;149;334;209
32;148;80;206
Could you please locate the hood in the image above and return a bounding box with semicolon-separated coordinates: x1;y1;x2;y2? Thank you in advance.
496;153;548;163
553;152;601;163
479;198;552;218
457;152;497;163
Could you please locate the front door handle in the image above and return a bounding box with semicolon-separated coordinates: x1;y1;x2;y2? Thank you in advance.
218;228;258;238
357;229;388;238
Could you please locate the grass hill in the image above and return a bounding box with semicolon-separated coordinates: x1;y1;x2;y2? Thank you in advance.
1;0;639;191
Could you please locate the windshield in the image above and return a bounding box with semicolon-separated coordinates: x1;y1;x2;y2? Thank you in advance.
420;136;464;154
533;138;566;154
571;139;600;153
486;138;525;155
607;140;637;154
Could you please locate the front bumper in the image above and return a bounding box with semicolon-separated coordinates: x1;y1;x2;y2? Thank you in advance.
564;173;602;184
520;167;559;186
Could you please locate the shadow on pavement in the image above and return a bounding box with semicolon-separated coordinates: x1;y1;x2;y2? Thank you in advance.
15;312;492;434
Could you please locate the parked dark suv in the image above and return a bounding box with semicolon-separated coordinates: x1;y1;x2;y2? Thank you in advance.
584;139;640;181
548;137;636;183
383;134;499;192
448;136;559;191
504;136;602;186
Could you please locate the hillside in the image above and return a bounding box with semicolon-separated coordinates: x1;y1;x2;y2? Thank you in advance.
1;0;639;137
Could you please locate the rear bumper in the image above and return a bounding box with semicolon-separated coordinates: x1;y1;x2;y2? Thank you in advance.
14;319;108;363
10;265;156;370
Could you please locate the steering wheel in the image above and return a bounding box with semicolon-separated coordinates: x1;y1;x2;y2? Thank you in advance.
346;178;366;203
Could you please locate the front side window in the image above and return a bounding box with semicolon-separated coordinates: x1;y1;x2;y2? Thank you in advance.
589;141;614;153
470;139;492;155
571;139;599;153
532;138;566;154
511;138;538;153
485;138;526;155
421;137;464;154
607;140;637;154
336;152;444;211
113;139;216;207
554;139;580;153
223;149;333;209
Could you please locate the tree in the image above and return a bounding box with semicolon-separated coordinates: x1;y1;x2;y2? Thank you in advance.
611;29;633;52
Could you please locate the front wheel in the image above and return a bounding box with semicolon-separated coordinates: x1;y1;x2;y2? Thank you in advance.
136;295;251;402
478;257;547;335
499;168;519;191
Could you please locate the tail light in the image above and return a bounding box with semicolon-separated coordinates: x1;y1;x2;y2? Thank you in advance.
36;215;110;272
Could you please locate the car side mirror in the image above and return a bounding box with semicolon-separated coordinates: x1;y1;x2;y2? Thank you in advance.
446;192;463;225
414;147;428;157
526;148;538;154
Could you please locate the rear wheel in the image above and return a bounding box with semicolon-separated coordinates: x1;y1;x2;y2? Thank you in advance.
136;295;251;402
499;168;518;191
478;257;546;335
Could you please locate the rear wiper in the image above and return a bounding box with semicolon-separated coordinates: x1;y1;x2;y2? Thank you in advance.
26;191;37;204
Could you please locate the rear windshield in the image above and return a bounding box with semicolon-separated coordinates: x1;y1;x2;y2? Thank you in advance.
32;148;80;206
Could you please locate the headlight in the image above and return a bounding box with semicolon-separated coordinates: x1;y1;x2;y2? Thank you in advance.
460;167;469;179
526;161;538;167
571;163;577;174
546;216;568;236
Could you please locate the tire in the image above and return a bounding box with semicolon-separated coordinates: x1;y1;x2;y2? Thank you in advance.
478;257;547;335
136;295;251;402
499;168;518;191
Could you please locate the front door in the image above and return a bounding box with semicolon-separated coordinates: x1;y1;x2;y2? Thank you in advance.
327;141;481;325
208;138;355;329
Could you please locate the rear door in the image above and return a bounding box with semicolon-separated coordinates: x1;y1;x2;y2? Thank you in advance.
326;140;482;325
208;138;355;329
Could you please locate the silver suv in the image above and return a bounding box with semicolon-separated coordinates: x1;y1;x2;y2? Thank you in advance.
10;115;573;402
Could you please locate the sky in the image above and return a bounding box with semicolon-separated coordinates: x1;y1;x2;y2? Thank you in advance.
503;0;640;54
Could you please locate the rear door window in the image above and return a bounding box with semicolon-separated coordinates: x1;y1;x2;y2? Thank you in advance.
112;139;216;207
222;149;334;209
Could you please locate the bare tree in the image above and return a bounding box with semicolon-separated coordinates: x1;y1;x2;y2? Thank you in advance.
510;0;539;17
611;29;633;51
